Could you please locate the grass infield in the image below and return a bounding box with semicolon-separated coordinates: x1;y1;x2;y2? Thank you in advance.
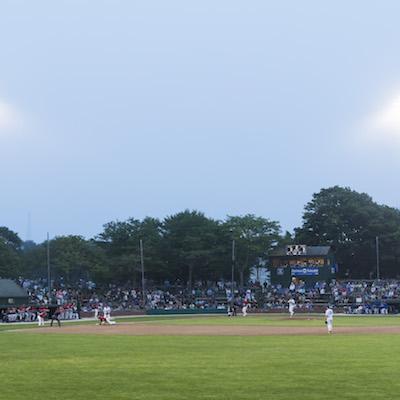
1;315;400;400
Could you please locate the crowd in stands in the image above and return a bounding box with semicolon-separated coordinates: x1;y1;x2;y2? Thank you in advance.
16;278;252;312
329;280;398;314
1;278;83;322
2;277;400;322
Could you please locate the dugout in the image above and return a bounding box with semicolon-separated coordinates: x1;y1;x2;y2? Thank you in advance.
0;279;29;308
268;245;337;287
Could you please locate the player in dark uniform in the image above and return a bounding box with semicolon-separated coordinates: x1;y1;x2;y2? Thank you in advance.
50;307;62;327
232;304;237;317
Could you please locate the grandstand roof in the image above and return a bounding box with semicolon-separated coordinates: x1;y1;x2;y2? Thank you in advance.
0;279;28;298
270;245;332;257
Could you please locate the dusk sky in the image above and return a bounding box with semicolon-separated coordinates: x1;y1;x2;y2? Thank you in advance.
1;1;400;243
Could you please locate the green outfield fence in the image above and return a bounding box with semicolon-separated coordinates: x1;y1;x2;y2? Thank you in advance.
146;308;227;315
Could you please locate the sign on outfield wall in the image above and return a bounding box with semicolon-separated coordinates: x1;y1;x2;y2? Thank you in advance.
291;268;319;276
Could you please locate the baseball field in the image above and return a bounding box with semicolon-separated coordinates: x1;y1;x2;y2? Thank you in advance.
2;315;400;400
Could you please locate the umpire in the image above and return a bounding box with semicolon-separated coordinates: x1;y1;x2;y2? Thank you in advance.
50;306;62;327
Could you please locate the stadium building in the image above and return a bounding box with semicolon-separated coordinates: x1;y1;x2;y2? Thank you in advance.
269;244;337;286
0;279;29;308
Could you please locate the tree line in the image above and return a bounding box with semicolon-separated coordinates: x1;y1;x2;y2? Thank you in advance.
1;186;400;285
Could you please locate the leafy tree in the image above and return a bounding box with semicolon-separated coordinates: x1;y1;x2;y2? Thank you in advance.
137;217;165;281
224;215;281;288
0;226;22;250
277;231;294;248
48;236;105;283
162;210;220;289
98;217;163;284
0;242;21;278
21;241;47;279
0;227;22;278
98;218;141;283
295;186;400;278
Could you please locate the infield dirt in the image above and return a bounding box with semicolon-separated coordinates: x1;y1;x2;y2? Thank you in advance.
13;323;400;336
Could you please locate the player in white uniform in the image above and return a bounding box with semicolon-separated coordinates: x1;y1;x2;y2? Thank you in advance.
103;305;111;319
242;302;250;317
37;310;46;326
325;305;334;334
93;305;99;320
103;305;116;325
288;298;296;318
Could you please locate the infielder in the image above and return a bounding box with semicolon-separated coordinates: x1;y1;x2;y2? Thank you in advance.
98;314;107;325
242;302;250;317
325;305;334;334
288;298;296;318
93;304;99;320
98;313;116;325
103;304;111;319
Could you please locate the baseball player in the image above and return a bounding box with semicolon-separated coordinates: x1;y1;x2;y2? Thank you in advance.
98;312;116;325
103;304;111;320
288;298;296;318
98;313;107;325
93;304;99;320
37;308;47;326
242;301;250;317
325;305;334;334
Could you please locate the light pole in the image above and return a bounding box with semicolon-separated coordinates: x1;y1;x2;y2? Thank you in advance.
230;229;235;305
140;239;146;306
376;236;380;280
231;239;235;292
46;232;51;296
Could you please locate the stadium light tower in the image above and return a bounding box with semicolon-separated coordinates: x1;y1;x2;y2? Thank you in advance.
230;229;235;304
376;236;380;280
140;239;146;305
47;232;51;295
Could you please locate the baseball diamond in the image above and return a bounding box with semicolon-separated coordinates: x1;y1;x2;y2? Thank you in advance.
2;314;400;400
2;2;400;400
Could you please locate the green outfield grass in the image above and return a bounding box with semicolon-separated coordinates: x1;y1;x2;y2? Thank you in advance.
1;315;400;400
1;332;400;400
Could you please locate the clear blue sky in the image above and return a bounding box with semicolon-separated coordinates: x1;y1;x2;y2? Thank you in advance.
1;1;400;242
